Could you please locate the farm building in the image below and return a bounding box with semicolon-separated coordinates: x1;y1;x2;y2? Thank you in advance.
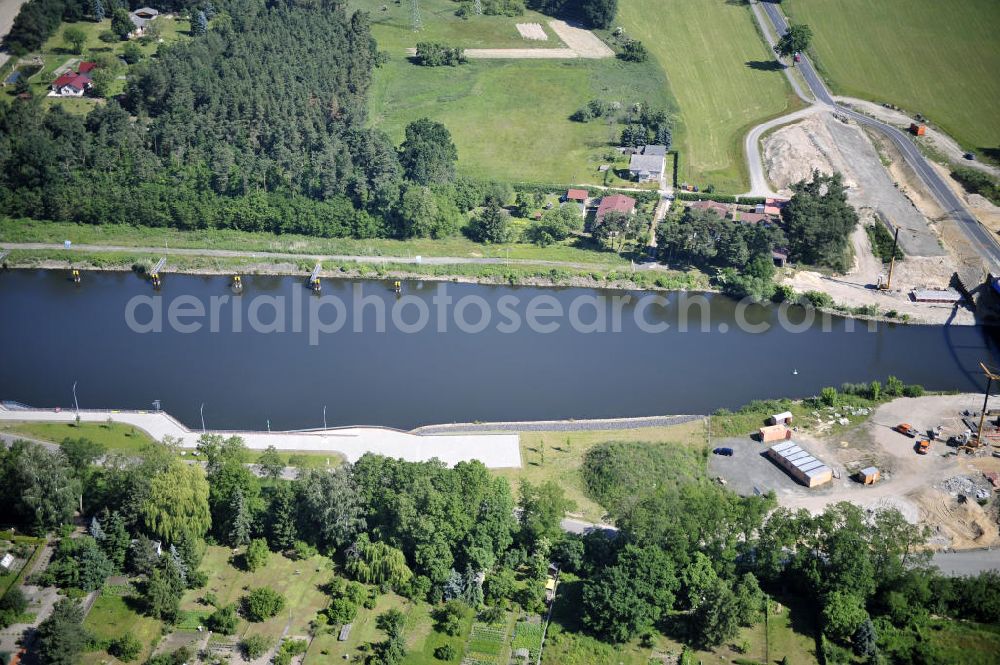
129;7;160;37
338;623;352;641
565;188;588;203
766;441;833;488
595;194;636;223
759;424;792;443
768;411;793;426
859;466;880;485
628;145;667;183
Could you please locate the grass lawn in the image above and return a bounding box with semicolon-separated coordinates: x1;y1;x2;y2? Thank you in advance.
493;420;706;523
925;617;1000;665
2;16;189;113
368;56;673;185
543;575;819;664
0;421;156;452
303;591;471;665
180;546;331;644
0;218;632;267
354;0;675;185
350;0;563;51
617;0;800;193
783;0;1000;157
81;591;164;665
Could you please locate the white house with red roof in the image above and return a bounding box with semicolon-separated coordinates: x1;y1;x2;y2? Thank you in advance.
51;62;96;97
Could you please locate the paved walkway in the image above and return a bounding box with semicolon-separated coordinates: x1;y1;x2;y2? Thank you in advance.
412;414;702;434
0;407;522;468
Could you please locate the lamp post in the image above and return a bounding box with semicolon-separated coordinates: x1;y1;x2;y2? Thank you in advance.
200;403;206;434
72;381;79;414
323;406;327;430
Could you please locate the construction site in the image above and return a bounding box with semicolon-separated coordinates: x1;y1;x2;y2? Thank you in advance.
710;367;1000;552
762;105;1000;325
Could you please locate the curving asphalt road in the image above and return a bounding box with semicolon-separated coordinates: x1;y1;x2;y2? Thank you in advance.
756;1;1000;270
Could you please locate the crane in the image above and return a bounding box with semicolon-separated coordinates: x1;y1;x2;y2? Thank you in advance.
972;362;1000;450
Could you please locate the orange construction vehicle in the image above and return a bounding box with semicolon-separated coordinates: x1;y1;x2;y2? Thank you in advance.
895;423;917;438
917;439;930;455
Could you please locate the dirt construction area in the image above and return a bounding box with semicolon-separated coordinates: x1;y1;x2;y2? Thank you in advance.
764;110;986;324
711;395;1000;551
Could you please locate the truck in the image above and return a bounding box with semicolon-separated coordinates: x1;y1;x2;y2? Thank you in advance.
895;423;917;438
917;439;930;455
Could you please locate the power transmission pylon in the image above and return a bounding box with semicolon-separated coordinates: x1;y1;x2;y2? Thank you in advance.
411;0;422;31
474;0;483;15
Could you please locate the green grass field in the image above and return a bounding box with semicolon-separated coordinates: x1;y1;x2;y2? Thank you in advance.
0;421;156;452
351;0;561;51
181;546;331;644
303;590;471;665
81;591;164;665
0;218;631;266
783;0;1000;157
352;0;675;185
618;0;800;192
493;420;706;523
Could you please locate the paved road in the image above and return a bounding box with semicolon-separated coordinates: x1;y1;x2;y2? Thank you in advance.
413;414;703;434
560;517;618;537
757;1;1000;270
932;548;1000;576
0;0;29;70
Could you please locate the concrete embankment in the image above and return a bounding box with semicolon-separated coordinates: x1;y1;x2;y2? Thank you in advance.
0;406;522;469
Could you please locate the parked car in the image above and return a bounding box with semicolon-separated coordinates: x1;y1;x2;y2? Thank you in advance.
712;447;734;457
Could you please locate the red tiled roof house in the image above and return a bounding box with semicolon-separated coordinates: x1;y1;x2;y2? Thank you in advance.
595;194;636;223
51;72;92;97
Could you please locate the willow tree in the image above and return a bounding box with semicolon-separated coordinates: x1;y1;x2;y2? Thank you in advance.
345;534;413;588
141;462;211;543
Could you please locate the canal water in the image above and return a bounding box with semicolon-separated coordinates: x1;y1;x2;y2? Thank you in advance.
1;269;997;430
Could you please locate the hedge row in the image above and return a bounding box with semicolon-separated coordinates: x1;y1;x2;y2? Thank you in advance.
508;182;661;204
675;192;767;205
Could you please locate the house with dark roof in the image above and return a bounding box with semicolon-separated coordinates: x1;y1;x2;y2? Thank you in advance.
129;7;160;37
595;194;636;223
628;145;667;183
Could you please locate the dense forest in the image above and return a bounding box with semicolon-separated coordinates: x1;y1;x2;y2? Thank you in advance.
1;419;998;664
0;0;504;240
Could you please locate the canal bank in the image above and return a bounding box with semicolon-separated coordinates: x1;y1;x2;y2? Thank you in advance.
0;270;996;430
0;405;523;468
0;240;976;325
